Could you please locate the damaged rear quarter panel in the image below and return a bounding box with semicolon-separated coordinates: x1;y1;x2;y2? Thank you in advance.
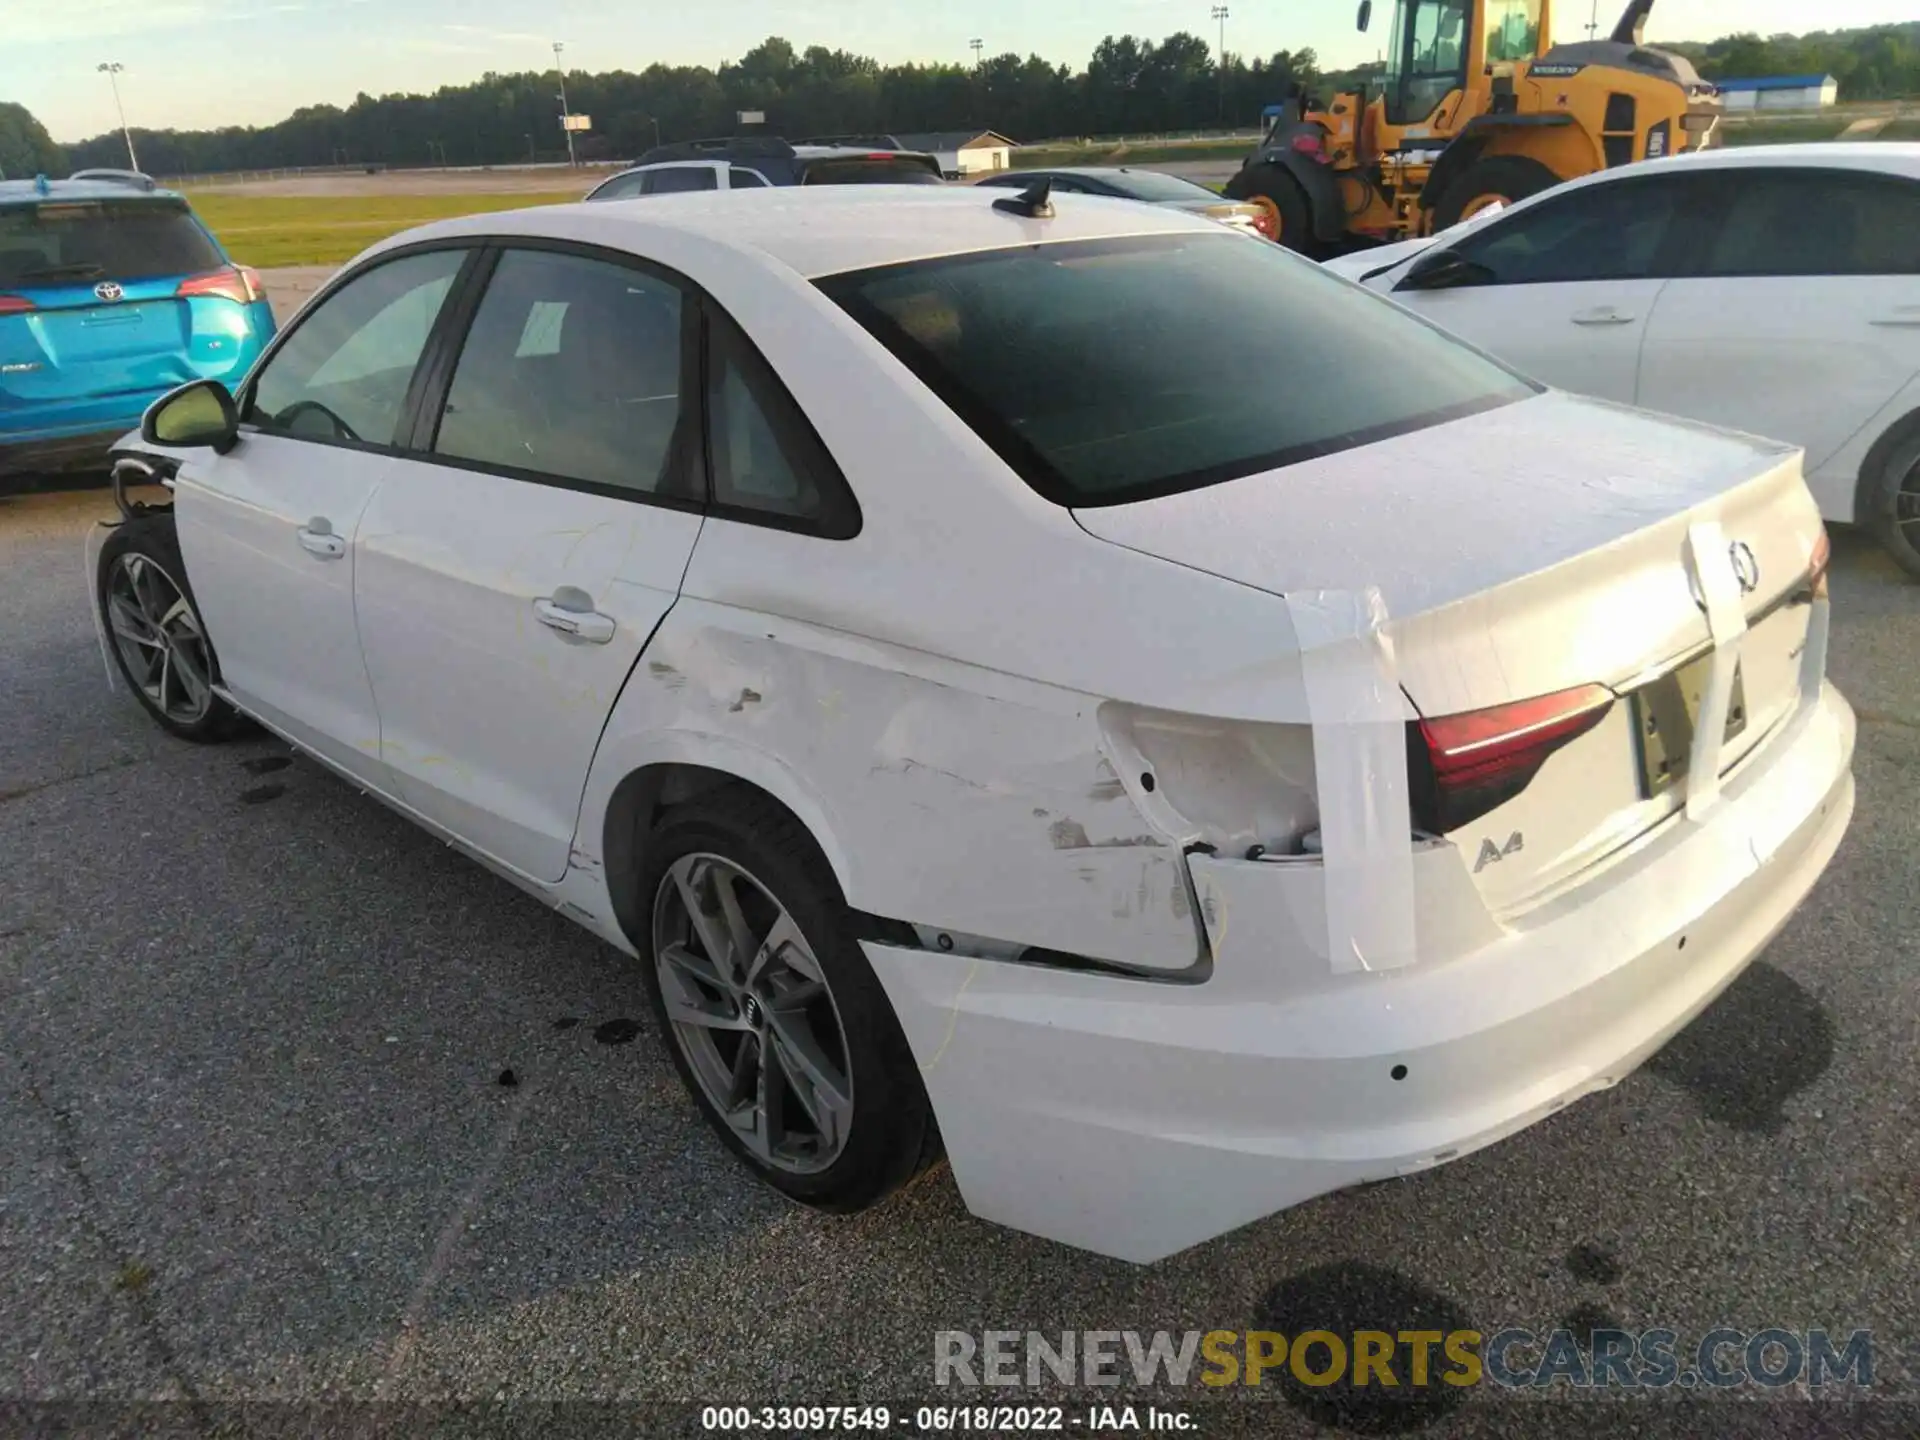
585;595;1202;970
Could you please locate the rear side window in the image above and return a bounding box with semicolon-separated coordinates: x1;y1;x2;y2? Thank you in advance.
434;248;689;497
818;232;1534;507
729;167;772;188
590;173;648;201
802;158;944;186
1446;176;1687;284
0;199;224;286
644;167;718;195
1695;170;1920;278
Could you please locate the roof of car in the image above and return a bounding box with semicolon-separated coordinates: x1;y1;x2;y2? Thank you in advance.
1572;141;1920;187
0;176;187;206
391;185;1214;280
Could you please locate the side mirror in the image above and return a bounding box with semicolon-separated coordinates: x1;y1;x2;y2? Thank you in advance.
142;379;239;452
1356;0;1373;31
1399;247;1495;292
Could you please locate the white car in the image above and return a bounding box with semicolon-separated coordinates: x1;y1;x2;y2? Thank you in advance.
90;186;1854;1264
1323;143;1920;577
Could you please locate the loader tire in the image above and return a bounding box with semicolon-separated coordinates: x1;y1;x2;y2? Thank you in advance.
1430;156;1559;233
1225;164;1314;254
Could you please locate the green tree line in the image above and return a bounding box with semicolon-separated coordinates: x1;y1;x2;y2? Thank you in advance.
50;35;1345;176
34;20;1920;179
1672;22;1920;100
0;103;66;179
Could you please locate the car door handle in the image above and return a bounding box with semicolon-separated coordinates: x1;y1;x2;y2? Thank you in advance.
533;592;616;644
296;522;345;559
1571;307;1636;326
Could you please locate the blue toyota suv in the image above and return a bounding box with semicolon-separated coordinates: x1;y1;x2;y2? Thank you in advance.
1;170;276;486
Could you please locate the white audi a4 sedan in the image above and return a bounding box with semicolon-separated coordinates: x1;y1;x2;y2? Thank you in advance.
1322;144;1920;578
90;185;1854;1263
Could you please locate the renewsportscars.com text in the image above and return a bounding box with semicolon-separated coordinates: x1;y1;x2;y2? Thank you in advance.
934;1328;1874;1391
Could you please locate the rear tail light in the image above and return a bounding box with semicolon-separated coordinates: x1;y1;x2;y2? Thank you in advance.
176;265;263;305
1806;527;1831;600
0;294;34;315
1410;683;1617;832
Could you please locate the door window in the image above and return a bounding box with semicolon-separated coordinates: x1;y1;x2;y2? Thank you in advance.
643;166;719;195
1441;177;1687;285
590;172;648;201
247;248;466;446
433;247;689;496
705;307;859;536
728;167;773;188
1694;170;1920;278
1485;0;1541;62
1385;0;1470;124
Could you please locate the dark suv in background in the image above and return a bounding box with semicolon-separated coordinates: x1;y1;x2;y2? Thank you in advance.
584;137;944;200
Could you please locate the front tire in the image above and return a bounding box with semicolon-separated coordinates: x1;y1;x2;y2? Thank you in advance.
96;514;242;743
635;786;938;1212
1429;155;1560;234
1225;164;1314;254
1866;429;1920;579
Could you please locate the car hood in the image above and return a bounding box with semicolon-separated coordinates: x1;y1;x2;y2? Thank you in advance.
1071;390;1820;710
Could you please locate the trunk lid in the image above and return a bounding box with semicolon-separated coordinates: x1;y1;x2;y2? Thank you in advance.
1074;391;1827;913
0;281;197;406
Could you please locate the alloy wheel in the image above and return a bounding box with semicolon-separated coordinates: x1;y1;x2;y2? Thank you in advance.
1896;456;1920;540
105;553;215;725
651;853;855;1173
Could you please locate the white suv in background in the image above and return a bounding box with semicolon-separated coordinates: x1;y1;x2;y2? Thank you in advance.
1325;144;1920;577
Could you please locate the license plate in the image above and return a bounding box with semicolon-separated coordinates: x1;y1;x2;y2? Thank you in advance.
1633;650;1748;798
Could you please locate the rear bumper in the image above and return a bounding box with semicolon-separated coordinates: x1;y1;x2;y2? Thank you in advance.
0;423;141;480
867;684;1855;1263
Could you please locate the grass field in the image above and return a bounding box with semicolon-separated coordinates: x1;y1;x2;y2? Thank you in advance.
186;190;578;267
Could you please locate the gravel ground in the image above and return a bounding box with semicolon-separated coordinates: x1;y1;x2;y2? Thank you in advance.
0;487;1915;1438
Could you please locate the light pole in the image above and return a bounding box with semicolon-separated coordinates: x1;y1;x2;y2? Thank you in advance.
1211;6;1230;127
1587;0;1600;39
97;62;138;171
969;37;983;66
553;41;577;167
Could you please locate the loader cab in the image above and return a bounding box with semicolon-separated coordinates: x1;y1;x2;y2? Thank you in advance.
1363;0;1547;128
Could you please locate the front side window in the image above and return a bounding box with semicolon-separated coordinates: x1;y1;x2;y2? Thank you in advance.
590;173;649;201
1442;177;1685;285
644;167;718;195
819;232;1534;508
1485;0;1542;62
1385;0;1470;124
247;248;465;445
433;247;687;496
1696;170;1920;278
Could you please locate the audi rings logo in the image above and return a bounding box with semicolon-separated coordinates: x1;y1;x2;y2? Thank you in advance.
1729;540;1761;595
93;280;126;303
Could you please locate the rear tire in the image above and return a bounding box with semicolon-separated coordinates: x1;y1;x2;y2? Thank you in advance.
635;785;938;1213
1225;164;1315;254
1430;156;1559;234
1866;429;1920;580
96;514;243;743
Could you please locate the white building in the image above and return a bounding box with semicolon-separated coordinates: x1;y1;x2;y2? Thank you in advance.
894;131;1016;179
1714;75;1839;112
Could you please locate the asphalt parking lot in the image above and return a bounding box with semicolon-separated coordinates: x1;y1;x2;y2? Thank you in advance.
1;486;1916;1437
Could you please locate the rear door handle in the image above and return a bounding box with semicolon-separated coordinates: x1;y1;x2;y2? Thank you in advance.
296;520;345;559
1572;307;1636;326
534;590;616;644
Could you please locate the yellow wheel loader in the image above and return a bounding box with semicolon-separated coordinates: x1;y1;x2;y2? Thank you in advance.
1225;0;1723;254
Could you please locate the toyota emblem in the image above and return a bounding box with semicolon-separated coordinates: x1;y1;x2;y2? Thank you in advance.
1729;540;1761;595
93;280;125;303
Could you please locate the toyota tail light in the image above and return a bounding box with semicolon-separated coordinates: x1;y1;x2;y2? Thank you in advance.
176;266;264;305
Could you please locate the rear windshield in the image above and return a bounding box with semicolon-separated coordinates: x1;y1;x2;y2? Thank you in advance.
802;158;944;186
817;232;1537;507
1100;170;1229;203
0;199;224;287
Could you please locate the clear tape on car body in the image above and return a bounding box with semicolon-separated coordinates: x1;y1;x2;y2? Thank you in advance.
1682;521;1748;821
1284;586;1418;973
83;521;120;692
